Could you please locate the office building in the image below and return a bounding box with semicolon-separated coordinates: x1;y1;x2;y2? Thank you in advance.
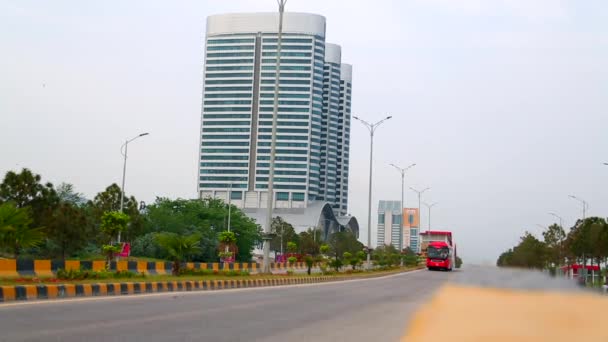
404;208;420;252
377;200;403;250
198;12;355;235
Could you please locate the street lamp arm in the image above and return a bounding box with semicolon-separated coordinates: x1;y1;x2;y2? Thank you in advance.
390;163;404;174
122;132;150;156
423;201;438;208
353;116;372;129
370;116;392;134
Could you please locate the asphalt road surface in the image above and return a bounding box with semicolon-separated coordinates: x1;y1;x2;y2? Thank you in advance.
0;266;586;342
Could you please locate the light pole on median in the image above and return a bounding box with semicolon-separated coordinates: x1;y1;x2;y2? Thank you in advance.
119;132;149;244
262;0;287;274
354;115;392;270
409;186;430;252
390;163;416;251
423;202;438;231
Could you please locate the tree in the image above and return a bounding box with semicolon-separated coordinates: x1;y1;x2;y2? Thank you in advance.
142;198;260;262
0;168;58;227
373;244;401;267
155;232;202;275
90;184;143;242
100;211;130;244
455;256;463;268
270;216;298;255
0;202;45;258
496;232;547;269
304;255;314;275
45;202;90;260
402;247;416;256
218;231;237;261
497;248;514;267
327;231;364;260
298;228;321;256
320;244;330;255
542;223;566;267
287;241;298;253
99;211;130;266
56;183;87;206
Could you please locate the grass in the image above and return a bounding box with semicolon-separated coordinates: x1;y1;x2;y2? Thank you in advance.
0;266;421;286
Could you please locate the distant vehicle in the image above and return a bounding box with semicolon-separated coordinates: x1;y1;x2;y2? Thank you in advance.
426;241;455;271
420;231;456;271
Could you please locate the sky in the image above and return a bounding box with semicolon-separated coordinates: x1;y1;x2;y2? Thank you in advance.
1;0;607;264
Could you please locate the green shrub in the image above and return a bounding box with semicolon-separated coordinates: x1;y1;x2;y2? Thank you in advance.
221;270;250;277
55;268;144;280
403;255;419;267
178;268;215;276
329;258;343;271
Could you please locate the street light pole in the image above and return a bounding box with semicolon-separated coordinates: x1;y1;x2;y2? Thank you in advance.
390;163;415;251
354;115;392;269
569;194;588;282
423;202;438;231
227;183;232;232
118;132;149;244
409;186;430;252
569;195;587;221
549;212;563;230
263;0;287;274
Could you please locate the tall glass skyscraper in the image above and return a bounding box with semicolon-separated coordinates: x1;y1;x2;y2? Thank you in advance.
198;12;352;215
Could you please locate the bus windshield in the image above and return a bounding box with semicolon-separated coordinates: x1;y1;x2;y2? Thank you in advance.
427;246;449;260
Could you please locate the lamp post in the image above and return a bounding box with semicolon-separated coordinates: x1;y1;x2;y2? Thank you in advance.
390;163;415;250
227;183;232;233
354;115;392;269
548;212;565;273
569;194;588;282
409;186;430;252
569;195;587;221
263;0;287;274
423;202;438;231
118;132;149;243
549;212;563;229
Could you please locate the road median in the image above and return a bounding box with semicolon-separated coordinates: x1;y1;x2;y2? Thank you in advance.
0;267;421;303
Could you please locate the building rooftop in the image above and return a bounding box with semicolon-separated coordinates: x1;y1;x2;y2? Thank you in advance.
378;200;402;214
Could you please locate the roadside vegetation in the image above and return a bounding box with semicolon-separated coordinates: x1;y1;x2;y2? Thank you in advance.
0;168;423;286
497;217;608;285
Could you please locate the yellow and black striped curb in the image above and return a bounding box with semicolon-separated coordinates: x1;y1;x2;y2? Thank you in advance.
0;276;352;303
0;268;421;303
0;259;311;277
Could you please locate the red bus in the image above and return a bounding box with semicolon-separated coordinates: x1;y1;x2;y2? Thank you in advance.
426;241;455;271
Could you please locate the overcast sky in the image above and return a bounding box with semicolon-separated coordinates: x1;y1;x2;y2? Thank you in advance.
2;0;607;264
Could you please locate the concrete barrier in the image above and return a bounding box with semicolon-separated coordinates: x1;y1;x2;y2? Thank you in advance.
0;259;309;277
0;276;338;303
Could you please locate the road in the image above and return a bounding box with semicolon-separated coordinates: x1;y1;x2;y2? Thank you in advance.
0;266;589;342
0;269;448;342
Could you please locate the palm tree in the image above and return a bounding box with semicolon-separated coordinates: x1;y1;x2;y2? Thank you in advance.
0;202;45;258
155;232;201;275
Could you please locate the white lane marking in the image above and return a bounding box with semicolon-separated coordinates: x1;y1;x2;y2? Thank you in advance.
0;269;423;309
